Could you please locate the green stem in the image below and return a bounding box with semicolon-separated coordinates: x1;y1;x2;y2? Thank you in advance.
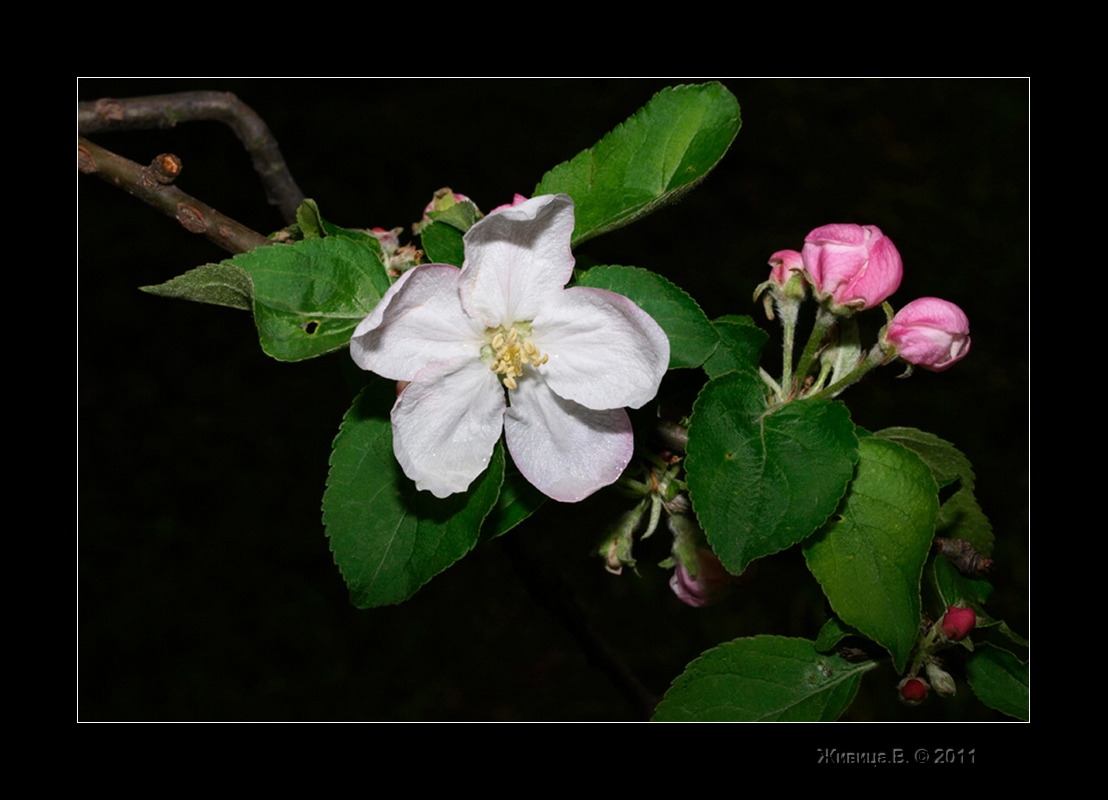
759;367;782;397
778;302;799;398
792;306;838;397
811;356;833;394
806;345;889;401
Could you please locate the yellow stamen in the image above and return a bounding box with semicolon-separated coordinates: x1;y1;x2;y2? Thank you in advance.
487;325;547;390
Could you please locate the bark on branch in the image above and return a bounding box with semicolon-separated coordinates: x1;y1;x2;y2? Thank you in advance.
78;91;304;223
79;137;269;254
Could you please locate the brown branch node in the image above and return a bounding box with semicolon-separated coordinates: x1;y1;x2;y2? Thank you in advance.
79;136;269;254
143;153;182;186
78;91;304;223
78;144;97;174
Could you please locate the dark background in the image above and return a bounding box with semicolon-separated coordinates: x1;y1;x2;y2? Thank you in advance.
80;79;1027;721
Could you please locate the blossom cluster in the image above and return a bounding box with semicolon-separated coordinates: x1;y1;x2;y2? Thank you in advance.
765;223;971;372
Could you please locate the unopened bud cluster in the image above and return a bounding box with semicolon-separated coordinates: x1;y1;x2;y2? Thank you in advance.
598;444;734;607
757;223;971;402
898;604;979;706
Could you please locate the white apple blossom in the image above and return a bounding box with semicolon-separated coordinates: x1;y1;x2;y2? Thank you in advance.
350;194;670;502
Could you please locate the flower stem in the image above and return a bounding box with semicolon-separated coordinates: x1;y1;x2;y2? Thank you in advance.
777;299;800;399
759;367;782;397
806;345;889;401
792;306;837;397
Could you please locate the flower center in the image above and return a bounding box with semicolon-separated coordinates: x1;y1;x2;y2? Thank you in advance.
486;325;548;390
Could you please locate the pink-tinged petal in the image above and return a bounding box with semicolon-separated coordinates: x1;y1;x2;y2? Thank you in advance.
844;231;902;307
802;224;867;294
459;194;576;327
391;356;506;498
885;297;971;372
350;265;485;381
669;549;732;608
768;249;804;286
530;286;669;411
503;377;633;503
802;224;902;310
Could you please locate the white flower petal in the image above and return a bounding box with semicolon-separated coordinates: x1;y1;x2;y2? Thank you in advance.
531;286;670;410
349;194;669;503
459;194;576;327
391;357;506;498
503;375;633;503
351;265;484;381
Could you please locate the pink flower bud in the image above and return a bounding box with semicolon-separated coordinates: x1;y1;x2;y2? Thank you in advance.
801;223;903;310
885;298;971;372
768;249;804;287
669;549;731;608
940;605;976;642
489;193;531;214
898;677;928;704
369;226;401;254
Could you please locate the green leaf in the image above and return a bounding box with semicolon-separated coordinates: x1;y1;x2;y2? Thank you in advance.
480;455;545;540
935;487;994;556
231;237;392;361
703;315;769;379
803;437;938;672
686;370;858;575
296;198;381;244
875;427;971;488
965;643;1029;720
991;620;1030;648
420;220;466;267
429;199;480;233
323;380;505;608
535;83;741;248
653;636;877;722
296;198;326;239
876;426;993;555
576;265;717;369
140;262;254;311
814;616;864;652
931;553;993;609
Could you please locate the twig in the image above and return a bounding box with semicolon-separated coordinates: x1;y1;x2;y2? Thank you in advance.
499;532;659;720
78;91;304;223
79;137;269;254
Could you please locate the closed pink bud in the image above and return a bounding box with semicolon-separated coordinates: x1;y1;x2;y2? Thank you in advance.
489;193;531;214
669;549;731;608
885;298;971;372
940;605;977;642
768;249;804;287
898;677;928;704
801;223;903;310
